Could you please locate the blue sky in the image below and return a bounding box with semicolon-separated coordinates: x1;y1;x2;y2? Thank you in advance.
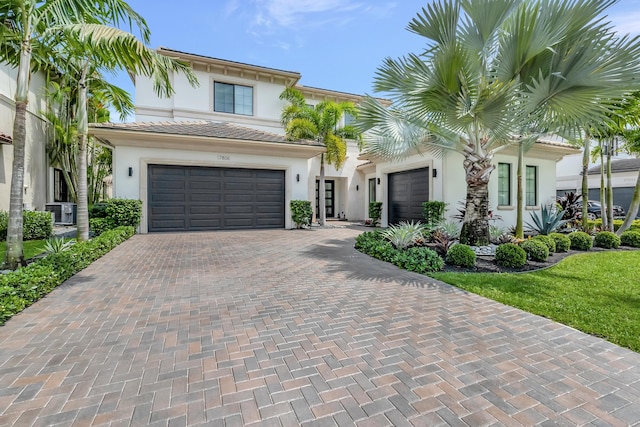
111;0;640;118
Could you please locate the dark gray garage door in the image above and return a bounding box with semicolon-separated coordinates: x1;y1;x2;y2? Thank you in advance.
148;164;285;232
388;167;430;224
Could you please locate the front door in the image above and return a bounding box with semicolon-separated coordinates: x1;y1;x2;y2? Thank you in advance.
315;179;335;218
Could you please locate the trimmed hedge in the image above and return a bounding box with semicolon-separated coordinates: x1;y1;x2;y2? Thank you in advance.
532;235;556;253
89;199;142;236
620;230;640;248
569;231;593;251
445;244;476;268
0;226;134;324
594;231;621;249
0;211;53;241
355;231;443;273
549;232;571;253
520;239;549;262
495;243;527;268
588;218;640;232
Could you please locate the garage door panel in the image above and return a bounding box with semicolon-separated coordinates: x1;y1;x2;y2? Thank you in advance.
389;167;430;224
148;165;284;231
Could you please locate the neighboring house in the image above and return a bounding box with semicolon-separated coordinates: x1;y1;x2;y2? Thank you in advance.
0;62;51;212
90;47;578;233
556;146;640;217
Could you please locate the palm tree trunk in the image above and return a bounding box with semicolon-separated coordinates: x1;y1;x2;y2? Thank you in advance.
616;168;640;235
318;153;326;227
581;136;590;230
76;68;89;241
599;144;607;229
460;155;492;246
606;139;614;231
4;35;33;270
515;142;524;239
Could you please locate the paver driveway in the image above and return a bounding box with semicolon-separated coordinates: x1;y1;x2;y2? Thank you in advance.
1;226;640;426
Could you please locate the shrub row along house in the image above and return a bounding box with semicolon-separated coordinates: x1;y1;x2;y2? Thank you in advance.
87;47;578;233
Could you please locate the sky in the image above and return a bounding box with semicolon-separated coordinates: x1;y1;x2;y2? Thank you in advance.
109;0;640;121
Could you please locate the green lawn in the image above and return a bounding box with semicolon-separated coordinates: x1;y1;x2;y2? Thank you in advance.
431;251;640;352
0;240;47;262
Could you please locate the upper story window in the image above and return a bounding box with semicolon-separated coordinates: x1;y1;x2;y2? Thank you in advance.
214;82;253;116
344;112;355;126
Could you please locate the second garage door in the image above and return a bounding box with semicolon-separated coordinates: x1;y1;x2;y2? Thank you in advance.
388;167;430;224
148;165;285;232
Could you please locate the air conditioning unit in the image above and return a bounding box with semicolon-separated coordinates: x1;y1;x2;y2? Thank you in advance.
45;202;77;225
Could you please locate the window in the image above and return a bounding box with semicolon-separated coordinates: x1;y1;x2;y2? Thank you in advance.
344;112;355;126
54;168;69;202
368;178;376;203
526;165;538;206
498;163;511;206
214;82;253;116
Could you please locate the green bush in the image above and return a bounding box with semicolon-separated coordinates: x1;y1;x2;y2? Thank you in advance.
549;232;571;252
381;220;425;250
355;231;443;273
495;243;527;268
0;226;134;324
532;235;556;253
445;244;476;268
89;218;111;236
569;231;593;251
520;239;549;262
588;218;640;232
620;230;640;247
0;211;53;241
422;201;445;226
88;203;108;219
593;231;621;249
369;202;383;226
105;199;142;228
393;246;444;273
290;200;312;229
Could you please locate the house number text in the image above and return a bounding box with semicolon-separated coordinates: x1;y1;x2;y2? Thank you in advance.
217;155;231;161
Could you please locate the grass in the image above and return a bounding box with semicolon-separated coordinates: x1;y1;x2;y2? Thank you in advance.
431;251;640;352
0;240;47;262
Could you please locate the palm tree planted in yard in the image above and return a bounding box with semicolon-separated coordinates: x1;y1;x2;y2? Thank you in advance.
280;86;362;226
358;0;640;245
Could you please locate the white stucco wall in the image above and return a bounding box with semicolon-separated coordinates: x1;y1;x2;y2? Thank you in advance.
0;63;49;212
113;145;310;232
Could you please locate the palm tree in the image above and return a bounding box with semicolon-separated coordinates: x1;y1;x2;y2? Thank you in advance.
617;129;640;234
59;24;198;240
279;87;361;226
0;1;198;268
358;0;640;245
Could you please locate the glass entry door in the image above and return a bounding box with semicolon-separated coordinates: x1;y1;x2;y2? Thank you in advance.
315;180;335;218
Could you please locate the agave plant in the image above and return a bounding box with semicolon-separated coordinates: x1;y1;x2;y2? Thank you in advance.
381;221;426;250
435;221;461;240
43;237;75;254
525;205;568;235
489;225;506;243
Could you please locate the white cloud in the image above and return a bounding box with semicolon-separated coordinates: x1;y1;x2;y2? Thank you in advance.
251;0;363;28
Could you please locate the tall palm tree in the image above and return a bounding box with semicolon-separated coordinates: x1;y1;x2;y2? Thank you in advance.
59;24;198;240
279;87;361;226
358;0;640;245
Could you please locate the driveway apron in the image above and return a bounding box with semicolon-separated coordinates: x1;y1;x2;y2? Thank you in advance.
1;226;639;426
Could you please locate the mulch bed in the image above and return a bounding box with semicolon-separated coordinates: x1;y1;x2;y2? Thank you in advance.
440;246;640;274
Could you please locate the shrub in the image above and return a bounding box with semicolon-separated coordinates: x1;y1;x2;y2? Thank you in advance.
355;231;397;262
594;231;621;249
445;244;476;268
369;202;383;226
393;246;444;273
432;229;455;256
620;230;640;247
0;226;134;324
105;199;142;228
549;232;571;252
88;203;108;219
568;231;593;251
532;235;556;253
89;218;111;236
489;225;506;244
381;221;425;250
422;201;445;226
0;211;53;241
435;221;461;239
290;200;312;229
495;243;527;268
525;205;568;235
588;219;640;232
520;239;549;262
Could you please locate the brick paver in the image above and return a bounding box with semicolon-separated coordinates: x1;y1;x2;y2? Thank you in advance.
1;225;640;426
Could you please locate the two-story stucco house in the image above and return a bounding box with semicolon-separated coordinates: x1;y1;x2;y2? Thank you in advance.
90;47;578;233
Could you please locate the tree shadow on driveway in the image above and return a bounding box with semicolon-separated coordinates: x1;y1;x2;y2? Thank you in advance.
301;237;462;294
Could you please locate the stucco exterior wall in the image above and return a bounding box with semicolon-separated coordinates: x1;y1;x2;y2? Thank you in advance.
0;63;49;212
113;145;310;232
